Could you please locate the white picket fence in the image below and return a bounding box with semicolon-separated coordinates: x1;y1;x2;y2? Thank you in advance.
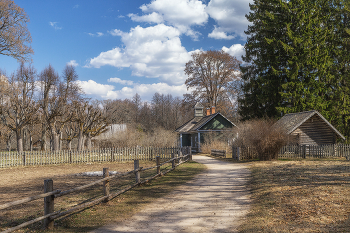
0;147;191;168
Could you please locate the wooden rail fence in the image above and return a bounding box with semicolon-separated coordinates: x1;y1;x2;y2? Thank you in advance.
0;147;192;233
0;146;187;168
211;149;226;157
232;144;350;160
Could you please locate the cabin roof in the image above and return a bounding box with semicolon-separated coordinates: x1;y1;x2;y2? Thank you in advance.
175;112;235;133
273;110;345;140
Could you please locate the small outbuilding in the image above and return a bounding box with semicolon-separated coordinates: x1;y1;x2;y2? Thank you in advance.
273;110;345;145
175;103;236;152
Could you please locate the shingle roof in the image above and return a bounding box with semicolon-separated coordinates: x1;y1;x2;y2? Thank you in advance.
175;112;235;133
273;110;345;140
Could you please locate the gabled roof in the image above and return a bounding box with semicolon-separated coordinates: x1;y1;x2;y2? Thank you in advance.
273;110;345;140
175;112;235;133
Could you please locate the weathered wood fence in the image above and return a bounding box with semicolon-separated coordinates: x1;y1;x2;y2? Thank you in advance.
0;147;192;233
232;144;350;160
0;147;187;168
211;149;226;157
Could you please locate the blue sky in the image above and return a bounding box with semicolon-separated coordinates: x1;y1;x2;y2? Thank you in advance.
0;0;252;101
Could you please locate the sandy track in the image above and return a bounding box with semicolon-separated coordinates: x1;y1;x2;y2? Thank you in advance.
90;155;251;233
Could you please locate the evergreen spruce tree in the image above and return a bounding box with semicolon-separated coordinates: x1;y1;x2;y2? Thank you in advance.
239;0;350;139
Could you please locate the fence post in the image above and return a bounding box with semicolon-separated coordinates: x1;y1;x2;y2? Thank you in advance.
134;160;140;184
189;146;192;161
44;179;54;230
156;156;160;175
69;150;72;164
103;168;110;202
178;148;182;164
22;152;26;166
171;152;175;169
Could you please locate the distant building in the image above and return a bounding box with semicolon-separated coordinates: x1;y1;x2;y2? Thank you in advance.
175;103;236;152
94;124;127;140
273;110;345;145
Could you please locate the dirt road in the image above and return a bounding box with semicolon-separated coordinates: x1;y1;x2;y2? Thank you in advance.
90;155;251;233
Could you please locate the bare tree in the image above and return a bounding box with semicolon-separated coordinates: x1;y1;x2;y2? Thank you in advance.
184;50;241;108
38;64;81;151
0;0;33;62
0;63;39;152
71;101;109;151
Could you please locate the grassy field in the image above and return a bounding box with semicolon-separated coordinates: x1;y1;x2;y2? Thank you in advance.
0;160;206;232
238;158;350;233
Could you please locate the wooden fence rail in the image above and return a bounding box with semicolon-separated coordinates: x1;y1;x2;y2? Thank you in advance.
0;146;188;168
232;144;350;160
0;147;192;233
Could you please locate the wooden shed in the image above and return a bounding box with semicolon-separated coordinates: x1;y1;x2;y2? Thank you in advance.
175;103;236;152
273;110;345;145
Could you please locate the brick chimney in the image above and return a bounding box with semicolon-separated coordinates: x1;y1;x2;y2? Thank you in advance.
210;106;216;115
206;108;210;116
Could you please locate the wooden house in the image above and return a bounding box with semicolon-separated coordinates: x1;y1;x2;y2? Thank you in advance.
175;103;236;152
273;110;345;145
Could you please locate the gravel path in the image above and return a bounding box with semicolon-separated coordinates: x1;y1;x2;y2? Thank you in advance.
90;155;251;233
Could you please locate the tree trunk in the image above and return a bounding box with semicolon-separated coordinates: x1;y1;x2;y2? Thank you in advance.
6;136;11;152
41;123;47;151
51;128;60;151
86;133;92;150
67;140;72;151
77;129;84;151
30;135;33;151
16;130;23;153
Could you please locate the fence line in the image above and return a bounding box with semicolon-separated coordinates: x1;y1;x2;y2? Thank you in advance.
0;147;192;233
232;144;350;160
0;146;189;168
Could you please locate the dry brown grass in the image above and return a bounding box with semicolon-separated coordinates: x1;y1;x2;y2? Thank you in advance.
239;158;350;232
0;160;206;232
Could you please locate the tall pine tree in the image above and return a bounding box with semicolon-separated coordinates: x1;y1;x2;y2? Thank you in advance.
239;0;350;139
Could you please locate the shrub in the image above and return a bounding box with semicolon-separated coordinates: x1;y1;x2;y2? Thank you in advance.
201;131;235;155
234;119;289;160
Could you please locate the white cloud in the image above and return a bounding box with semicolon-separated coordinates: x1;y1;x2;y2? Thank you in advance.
108;77;134;86
222;44;245;61
75;80;117;99
49;22;62;30
128;12;164;24
206;0;253;39
67;60;79;67
89;24;192;85
208;26;235;40
88;32;104;37
130;0;208;40
76;79;189;100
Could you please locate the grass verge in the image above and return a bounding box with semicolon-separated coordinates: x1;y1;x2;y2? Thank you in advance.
238;158;350;233
1;161;206;233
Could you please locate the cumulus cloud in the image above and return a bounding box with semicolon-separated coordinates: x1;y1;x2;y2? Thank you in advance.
67;60;79;67
76;79;189;100
89;24;192;85
75;80;117;99
208;26;235;40
222;44;245;61
49;22;62;30
206;0;252;39
108;77;134;86
128;12;164;24
130;0;208;40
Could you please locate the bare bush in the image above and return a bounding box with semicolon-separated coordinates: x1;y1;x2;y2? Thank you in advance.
201;131;235;155
234;119;289;160
98;126;177;148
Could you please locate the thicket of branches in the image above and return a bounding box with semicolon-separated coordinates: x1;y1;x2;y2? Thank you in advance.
0;62;240;152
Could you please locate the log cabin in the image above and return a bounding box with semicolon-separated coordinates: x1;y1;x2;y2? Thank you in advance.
273;110;345;145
